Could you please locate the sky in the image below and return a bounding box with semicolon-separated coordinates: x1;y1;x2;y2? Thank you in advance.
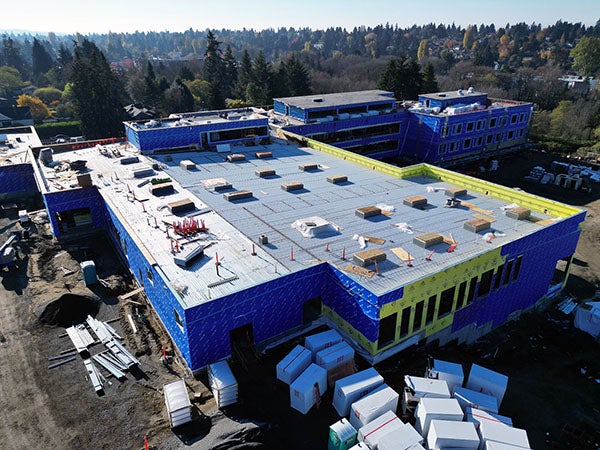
3;0;599;34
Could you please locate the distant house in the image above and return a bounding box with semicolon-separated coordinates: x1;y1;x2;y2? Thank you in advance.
20;85;38;96
0;105;33;127
124;103;156;121
559;74;598;94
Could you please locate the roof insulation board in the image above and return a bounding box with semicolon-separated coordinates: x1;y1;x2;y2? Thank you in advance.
37;139;557;306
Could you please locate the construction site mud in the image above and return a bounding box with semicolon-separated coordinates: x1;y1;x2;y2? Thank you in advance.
0;148;598;449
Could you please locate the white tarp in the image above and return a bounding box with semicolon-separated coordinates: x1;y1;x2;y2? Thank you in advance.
414;397;463;438
431;359;464;394
316;341;354;371
305;329;343;359
208;360;238;408
454;387;499;414
466;364;508;407
574;301;600;338
427;419;480;450
378;422;423;450
333;367;384;416
358;410;404;450
466;406;513;429
349;385;399;430
404;375;451;398
163;379;192;428
276;345;312;384
290;363;327;414
478;420;530;450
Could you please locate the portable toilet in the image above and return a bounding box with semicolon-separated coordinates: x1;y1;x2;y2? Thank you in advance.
328;418;358;450
80;260;98;286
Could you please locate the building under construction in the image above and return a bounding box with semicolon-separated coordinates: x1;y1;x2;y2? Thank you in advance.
0;119;583;372
274;89;532;166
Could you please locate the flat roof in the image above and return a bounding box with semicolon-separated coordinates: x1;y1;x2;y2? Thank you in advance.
274;90;395;110
125;111;266;131
419;90;486;101
37;139;570;306
0;126;40;166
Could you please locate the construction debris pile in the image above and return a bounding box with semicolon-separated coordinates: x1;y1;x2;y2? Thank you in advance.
51;315;140;395
525;160;600;191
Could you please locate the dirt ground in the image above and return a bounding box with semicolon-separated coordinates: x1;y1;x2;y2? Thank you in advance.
0;148;599;449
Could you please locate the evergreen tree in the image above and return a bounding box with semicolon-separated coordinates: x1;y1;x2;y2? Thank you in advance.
285;54;311;96
69;39;125;139
178;65;194;81
31;38;54;78
377;56;423;100
203;30;225;109
235;49;253;100
473;39;498;67
422;62;438;93
222;45;238;99
163;78;195;113
143;62;161;108
246;50;273;105
1;36;28;76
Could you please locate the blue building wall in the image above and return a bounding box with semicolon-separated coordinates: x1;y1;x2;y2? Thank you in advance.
125;117;269;153
0;164;38;198
452;212;585;333
43;187;107;237
184;264;328;370
103;200;192;366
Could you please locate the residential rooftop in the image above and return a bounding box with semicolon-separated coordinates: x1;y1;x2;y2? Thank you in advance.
36;138;566;305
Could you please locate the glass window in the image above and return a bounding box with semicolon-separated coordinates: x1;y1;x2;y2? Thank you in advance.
464;138;471;149
486;134;493;144
490;117;497;128
508;130;514;140
467;122;474;132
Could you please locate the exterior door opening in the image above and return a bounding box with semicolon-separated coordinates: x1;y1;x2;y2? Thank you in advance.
302;296;322;324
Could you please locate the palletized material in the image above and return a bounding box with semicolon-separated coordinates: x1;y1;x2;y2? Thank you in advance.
163;379;192;428
378;422;424;450
404;375;451;398
290;363;327;414
305;329;343;359
485;441;531;449
414;397;463;438
454;387;499;414
316;341;354;371
208;360;238;408
478;420;530;450
328;418;358;450
430;359;464;394
466;407;513;429
357;410;404;450
348;443;370;450
349;384;399;430
427;419;480;450
466;364;508;407
276;345;312;385
333;367;384;417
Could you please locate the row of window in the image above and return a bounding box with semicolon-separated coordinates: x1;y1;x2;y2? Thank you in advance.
378;255;524;349
438;129;525;155
442;112;529;137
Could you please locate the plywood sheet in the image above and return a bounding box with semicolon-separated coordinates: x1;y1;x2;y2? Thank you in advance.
343;264;375;278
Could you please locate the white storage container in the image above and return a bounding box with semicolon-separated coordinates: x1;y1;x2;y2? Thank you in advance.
454;387;499;414
358;410;404;450
414;397;463;438
333;367;384;416
276;345;312;384
467;364;508;408
163;379;192;428
305;329;343;359
349;385;399;430
316;341;354;371
290;363;327;414
328;418;358;450
208;360;238;408
404;375;451;398
466;406;513;429
378;422;423;450
478;420;530;450
427;419;480;450
430;359;464;394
